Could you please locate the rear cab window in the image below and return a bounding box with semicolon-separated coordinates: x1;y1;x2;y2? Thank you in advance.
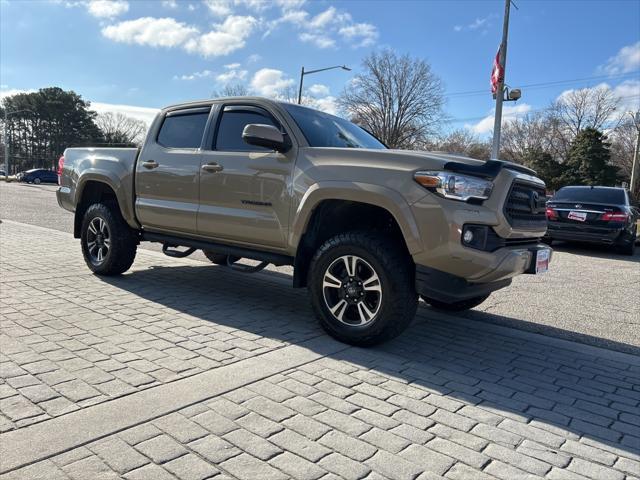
552;187;626;204
157;109;210;149
214;106;279;152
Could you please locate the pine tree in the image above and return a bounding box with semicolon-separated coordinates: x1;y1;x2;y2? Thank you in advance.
562;128;618;186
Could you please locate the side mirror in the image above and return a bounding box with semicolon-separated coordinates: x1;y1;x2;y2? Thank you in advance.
242;124;288;152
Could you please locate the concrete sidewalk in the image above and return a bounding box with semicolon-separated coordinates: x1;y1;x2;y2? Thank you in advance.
1;221;639;479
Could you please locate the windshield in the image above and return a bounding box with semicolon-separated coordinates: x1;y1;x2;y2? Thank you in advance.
283;103;386;149
552;187;626;204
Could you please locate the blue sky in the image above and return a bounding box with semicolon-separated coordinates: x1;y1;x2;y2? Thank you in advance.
1;0;639;136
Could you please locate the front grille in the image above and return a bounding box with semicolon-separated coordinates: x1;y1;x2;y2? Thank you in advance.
504;181;547;229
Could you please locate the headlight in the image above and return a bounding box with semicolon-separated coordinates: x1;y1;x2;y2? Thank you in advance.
414;171;493;202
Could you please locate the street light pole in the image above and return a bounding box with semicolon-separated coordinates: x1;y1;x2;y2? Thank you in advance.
630;111;640;196
297;65;351;104
491;0;512;159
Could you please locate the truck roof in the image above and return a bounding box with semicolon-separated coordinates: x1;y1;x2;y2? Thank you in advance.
162;96;291;112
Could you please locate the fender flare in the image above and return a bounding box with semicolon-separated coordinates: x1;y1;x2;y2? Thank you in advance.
75;169;139;230
289;181;423;255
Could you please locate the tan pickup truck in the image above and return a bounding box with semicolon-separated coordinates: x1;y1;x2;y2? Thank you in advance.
57;97;551;345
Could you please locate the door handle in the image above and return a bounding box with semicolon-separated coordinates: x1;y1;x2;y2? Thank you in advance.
142;160;159;169
202;162;224;173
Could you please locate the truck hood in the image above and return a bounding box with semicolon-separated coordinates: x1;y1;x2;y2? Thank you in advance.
303;147;535;177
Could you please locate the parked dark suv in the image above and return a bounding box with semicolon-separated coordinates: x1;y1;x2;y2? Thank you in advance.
545;186;638;255
19;169;58;184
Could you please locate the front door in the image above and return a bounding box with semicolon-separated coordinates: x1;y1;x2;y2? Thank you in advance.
135;107;210;235
197;105;294;249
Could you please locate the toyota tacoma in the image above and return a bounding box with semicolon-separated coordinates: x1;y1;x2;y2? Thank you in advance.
57;97;552;346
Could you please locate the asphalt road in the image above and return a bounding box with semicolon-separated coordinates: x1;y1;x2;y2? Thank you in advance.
1;181;638;353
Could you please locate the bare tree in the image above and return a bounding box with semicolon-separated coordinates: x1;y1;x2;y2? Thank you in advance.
338;50;445;149
550;85;620;137
212;83;249;98
430;129;490;160
609;116;638;181
96;112;147;146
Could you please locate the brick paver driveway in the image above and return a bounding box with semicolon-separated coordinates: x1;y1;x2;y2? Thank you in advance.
1;220;639;480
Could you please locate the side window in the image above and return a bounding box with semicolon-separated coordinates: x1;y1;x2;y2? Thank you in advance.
157;111;209;149
215;108;278;152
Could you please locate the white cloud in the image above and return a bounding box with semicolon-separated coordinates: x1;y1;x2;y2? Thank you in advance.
613;79;640;110
184;15;256;57
468;103;532;134
311;96;339;115
86;0;129;18
250;68;294;97
161;0;178;8
91;101;159;125
173;69;214;80
102;17;198;48
102;14;256;58
308;83;329;97
339;22;377;47
299;32;335;49
275;0;305;10
601;42;640;75
203;0;232;16
0;88;38;100
453;14;497;33
216;63;248;83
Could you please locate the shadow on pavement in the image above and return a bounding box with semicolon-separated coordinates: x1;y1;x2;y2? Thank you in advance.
102;262;640;459
550;241;640;262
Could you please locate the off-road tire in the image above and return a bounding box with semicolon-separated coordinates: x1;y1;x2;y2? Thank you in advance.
308;231;418;346
203;251;240;265
81;203;137;275
422;294;490;312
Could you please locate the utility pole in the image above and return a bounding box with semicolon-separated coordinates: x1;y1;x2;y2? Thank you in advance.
630;111;640;197
3;109;8;180
297;67;305;105
491;0;512;159
297;65;351;104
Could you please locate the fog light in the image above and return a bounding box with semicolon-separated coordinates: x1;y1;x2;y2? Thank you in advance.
463;230;474;244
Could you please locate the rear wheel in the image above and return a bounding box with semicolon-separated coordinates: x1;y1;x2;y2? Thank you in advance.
308;232;417;346
203;251;241;265
618;233;636;256
34;178;41;185
422;294;490;312
81;203;137;275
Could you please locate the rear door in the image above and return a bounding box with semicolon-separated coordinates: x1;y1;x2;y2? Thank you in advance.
197;104;295;249
135;107;210;235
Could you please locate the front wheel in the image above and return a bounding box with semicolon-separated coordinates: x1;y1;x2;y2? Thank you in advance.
81;203;137;275
34;178;41;185
308;232;418;347
422;294;490;312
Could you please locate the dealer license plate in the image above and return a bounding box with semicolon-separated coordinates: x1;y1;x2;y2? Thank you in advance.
536;249;550;274
567;211;587;222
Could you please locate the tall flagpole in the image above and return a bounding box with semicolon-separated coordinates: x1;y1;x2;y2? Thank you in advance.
491;0;512;159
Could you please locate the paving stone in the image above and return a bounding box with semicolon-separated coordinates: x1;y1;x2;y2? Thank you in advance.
135;434;188;463
207;397;250;420
427;436;489;469
221;453;289;480
428;423;488;451
235;411;284;438
282;414;332;441
390;422;435;445
360;427;411;454
445;463;496;480
153;412;209;443
62;455;121;480
243;396;296;422
164;453;220;480
54;379;100;402
191;410;238;436
271;428;332;462
483;459;540;480
366;449;424;480
560;439;617;466
18;384;59;403
124;464;177;480
1;460;68;480
516;439;571;468
484;443;552;476
188;434;241;463
353;408;400;430
318;452;371;480
567;457;625;480
224;428;282;460
0;394;44;421
270;452;328;480
89;437;150;474
398;443;455;476
119;424;163;445
318;430;376;462
314;409;372;436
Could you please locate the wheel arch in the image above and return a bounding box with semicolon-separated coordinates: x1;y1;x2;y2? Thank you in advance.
74;177;135;238
291;184;422;288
